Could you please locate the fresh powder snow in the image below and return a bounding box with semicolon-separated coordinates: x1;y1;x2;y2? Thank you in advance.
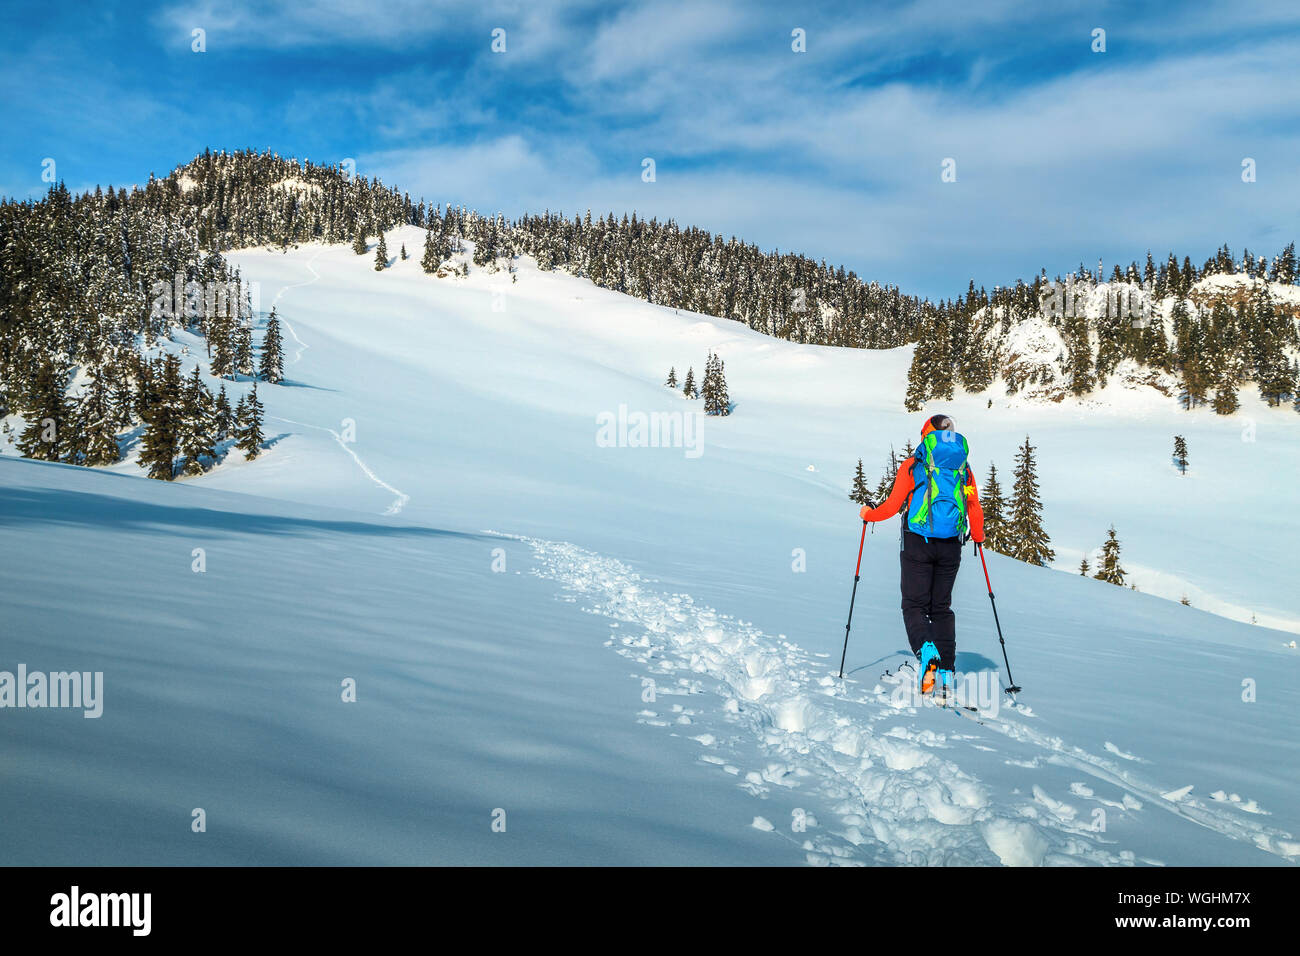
2;227;1297;866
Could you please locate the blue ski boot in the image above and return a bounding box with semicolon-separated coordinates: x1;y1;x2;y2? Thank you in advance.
937;668;956;703
917;641;940;695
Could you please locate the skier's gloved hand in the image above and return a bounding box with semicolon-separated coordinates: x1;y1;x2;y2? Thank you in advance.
859;500;876;519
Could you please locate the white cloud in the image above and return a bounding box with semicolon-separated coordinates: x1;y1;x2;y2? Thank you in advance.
136;0;1300;294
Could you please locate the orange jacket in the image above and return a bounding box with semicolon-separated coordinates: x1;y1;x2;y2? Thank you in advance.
860;457;985;542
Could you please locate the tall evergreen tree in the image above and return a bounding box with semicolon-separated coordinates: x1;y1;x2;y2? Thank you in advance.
74;370;121;466
374;233;389;270
15;359;70;461
874;446;899;505
1063;312;1094;395
209;320;234;379
1079;556;1090;576
352;223;368;255
981;463;1008;554
665;367;677;388
702;352;731;415
903;343;928;411
179;365;216;476
237;323;255;377
928;312;954;401
214;384;234;440
235;383;265;460
260;308;285;383
1008;436;1054;566
1093;526;1126;586
682;366;697;399
472;217;496;266
1173;435;1188;475
849;458;872;506
137;354;184;480
421;227;438;273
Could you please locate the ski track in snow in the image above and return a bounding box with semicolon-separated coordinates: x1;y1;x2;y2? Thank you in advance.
270;245;321;366
520;535;1300;867
266;414;409;516
280;315;310;366
264;248;408;515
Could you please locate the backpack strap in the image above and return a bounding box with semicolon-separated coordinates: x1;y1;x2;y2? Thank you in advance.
912;435;941;530
898;450;927;547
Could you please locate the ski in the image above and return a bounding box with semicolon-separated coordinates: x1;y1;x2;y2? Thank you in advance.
936;696;985;724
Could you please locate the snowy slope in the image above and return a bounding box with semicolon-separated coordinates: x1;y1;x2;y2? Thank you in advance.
2;227;1298;866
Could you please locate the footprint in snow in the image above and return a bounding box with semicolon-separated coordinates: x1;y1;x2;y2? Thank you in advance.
521;534;1300;866
1103;741;1142;761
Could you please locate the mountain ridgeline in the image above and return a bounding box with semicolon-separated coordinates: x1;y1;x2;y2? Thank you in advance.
1;149;1297;479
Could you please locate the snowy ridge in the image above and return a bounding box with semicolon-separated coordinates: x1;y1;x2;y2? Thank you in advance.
522;535;1299;866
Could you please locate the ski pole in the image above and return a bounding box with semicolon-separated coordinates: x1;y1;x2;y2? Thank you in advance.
837;520;869;679
976;543;1022;694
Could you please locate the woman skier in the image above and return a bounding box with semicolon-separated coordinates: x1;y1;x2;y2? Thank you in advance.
859;414;984;696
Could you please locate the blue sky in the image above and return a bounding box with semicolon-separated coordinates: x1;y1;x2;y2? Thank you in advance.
2;0;1299;299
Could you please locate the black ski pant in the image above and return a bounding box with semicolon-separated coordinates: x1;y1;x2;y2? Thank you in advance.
900;529;962;671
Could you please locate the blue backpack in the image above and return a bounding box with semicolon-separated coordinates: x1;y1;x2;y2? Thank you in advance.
904;431;972;541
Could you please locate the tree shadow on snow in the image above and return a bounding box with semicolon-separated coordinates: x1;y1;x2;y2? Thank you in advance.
270;379;338;392
0;485;484;543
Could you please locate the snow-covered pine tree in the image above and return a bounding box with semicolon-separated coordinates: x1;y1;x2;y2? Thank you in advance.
15;359;70;462
400;243;408;261
874;446;899;505
981;463;1007;553
1093;526;1126;586
235;383;265;460
683;367;697;399
234;323;255;378
421;227;439;274
109;371;136;430
665;367;677;388
1207;305;1243;415
1064;311;1094;395
137;354;184;480
209;320;233;378
703;352;731;415
1079;556;1090;576
352;224;368;255
849;458;872;506
374;233;389;271
214;384;233;440
1173;435;1188;475
1008;436;1054;566
903;343;928;411
179;365;216;476
472;216;496;266
260;309;285;383
75;371;121;466
928;312;954;401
